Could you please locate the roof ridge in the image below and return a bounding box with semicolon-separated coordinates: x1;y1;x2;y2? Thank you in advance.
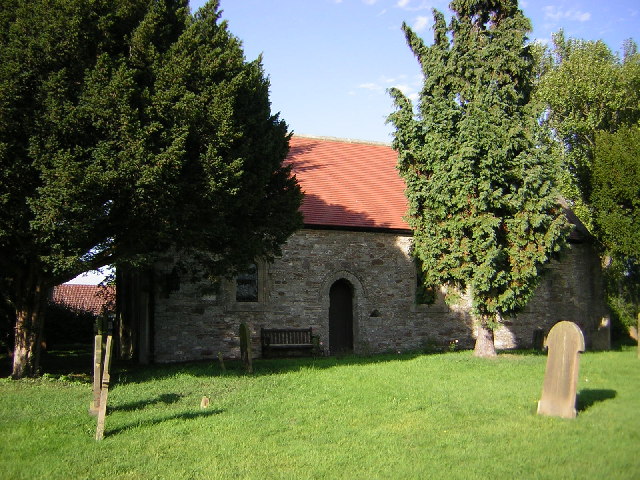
292;133;391;147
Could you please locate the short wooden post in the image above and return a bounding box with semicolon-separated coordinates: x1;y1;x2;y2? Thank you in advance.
89;333;103;416
95;334;113;440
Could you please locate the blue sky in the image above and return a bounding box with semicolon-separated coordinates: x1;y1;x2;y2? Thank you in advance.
189;0;639;143
68;0;638;284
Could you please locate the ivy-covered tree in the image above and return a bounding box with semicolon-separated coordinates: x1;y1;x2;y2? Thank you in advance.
0;0;302;378
389;0;568;357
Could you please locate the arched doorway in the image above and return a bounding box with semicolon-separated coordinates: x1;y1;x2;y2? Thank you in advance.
329;279;353;354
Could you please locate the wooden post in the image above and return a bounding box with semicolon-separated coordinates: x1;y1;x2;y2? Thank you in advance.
89;333;103;416
95;335;113;441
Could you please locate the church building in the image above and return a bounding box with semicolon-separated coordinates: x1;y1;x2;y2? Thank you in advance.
118;135;610;363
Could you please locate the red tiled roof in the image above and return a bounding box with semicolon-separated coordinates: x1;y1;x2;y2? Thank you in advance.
288;136;409;230
51;284;115;315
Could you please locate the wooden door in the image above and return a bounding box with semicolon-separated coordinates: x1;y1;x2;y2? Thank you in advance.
329;279;353;354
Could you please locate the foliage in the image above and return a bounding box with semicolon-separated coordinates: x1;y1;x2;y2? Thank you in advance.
591;124;640;258
0;350;638;479
592;125;640;340
537;34;640;339
603;255;640;340
0;0;302;377
536;32;640;226
388;0;568;355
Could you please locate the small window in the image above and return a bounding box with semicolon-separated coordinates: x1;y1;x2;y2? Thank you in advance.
236;263;258;302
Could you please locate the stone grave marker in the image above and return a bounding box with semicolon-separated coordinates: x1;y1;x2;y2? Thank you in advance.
537;321;585;419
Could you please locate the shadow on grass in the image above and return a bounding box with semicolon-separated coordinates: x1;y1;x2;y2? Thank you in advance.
0;344;94;379
497;349;547;356
114;352;427;385
577;389;617;412
106;408;224;437
2;344;430;383
111;393;184;412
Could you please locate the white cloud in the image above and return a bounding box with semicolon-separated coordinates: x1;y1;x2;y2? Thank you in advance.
413;15;430;32
358;82;382;91
357;74;421;102
381;74;408;84
397;0;443;12
362;0;377;5
391;81;420;102
543;6;591;23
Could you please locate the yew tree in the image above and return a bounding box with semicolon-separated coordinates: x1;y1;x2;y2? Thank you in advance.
0;0;302;378
389;0;568;356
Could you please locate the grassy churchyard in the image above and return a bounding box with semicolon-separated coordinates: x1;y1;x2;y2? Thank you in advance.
0;348;638;479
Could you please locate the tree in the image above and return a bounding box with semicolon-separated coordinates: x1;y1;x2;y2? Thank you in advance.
536;32;640;226
0;0;302;378
591;125;640;336
591;125;640;258
537;34;640;340
388;0;568;357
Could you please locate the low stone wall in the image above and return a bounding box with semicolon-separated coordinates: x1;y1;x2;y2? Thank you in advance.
149;228;608;362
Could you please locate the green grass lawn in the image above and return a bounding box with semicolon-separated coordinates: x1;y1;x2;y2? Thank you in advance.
0;348;638;479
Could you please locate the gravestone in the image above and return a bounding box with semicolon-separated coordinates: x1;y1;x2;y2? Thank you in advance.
537;321;585;419
239;323;253;374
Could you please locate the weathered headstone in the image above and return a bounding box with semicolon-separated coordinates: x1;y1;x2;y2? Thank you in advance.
537;321;585;419
239;322;253;374
217;351;226;372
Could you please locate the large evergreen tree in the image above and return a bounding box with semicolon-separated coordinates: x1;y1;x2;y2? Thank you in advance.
0;0;302;378
389;0;567;356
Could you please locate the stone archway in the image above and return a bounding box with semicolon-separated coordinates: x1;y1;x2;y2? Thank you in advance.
320;271;366;355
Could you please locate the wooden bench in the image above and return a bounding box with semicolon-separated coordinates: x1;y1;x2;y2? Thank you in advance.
261;327;315;358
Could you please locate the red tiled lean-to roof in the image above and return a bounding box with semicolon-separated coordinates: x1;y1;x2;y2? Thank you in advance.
51;284;115;315
287;135;409;231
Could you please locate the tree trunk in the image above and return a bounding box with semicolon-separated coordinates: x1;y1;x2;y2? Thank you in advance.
12;275;48;379
474;317;497;358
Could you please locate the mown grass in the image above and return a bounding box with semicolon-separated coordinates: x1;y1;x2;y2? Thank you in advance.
0;348;638;479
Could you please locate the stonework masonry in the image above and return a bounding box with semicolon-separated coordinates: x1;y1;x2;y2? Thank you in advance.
149;228;609;363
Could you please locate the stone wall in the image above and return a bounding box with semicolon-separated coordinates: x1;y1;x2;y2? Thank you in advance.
149;228;608;362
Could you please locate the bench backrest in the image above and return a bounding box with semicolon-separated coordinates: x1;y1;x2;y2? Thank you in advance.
261;328;312;346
